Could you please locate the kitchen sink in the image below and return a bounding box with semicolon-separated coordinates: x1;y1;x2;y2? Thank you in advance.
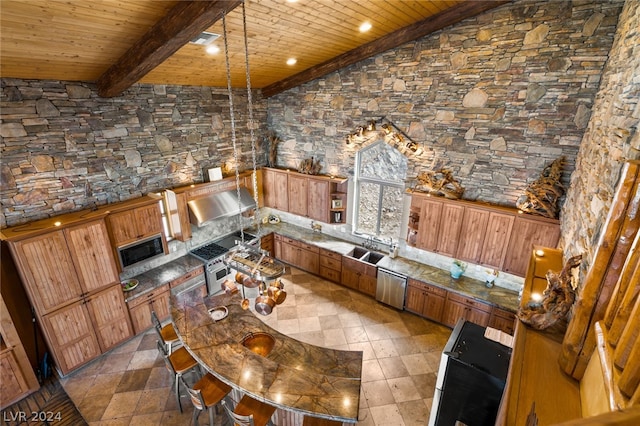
346;247;385;265
241;332;275;357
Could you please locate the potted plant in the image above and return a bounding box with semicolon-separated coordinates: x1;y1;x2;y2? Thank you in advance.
450;259;467;279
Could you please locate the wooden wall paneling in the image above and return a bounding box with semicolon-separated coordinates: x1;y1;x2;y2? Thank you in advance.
560;161;640;379
605;231;640;346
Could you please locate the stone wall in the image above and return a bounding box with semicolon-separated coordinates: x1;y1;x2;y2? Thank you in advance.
266;0;624;208
560;0;640;278
0;80;267;227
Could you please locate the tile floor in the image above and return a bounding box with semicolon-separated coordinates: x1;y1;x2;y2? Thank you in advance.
59;267;452;425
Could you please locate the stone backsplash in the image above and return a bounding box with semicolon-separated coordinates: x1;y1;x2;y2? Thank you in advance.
0;81;267;227
266;0;624;209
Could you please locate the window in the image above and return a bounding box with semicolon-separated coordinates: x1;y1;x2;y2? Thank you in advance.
353;141;407;241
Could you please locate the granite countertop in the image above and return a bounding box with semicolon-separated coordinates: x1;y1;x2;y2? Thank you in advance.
251;223;520;313
121;255;204;302
170;290;362;423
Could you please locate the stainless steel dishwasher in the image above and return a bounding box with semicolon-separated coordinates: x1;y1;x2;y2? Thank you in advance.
376;268;408;309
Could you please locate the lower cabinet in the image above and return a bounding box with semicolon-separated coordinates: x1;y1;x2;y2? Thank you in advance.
489;307;516;335
260;233;274;255
277;235;319;274
442;292;491;328
405;279;446;323
85;285;135;351
341;256;377;297
127;284;171;335
319;248;342;283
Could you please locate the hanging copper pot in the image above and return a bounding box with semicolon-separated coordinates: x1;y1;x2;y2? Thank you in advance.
255;282;276;315
235;272;261;288
267;280;287;305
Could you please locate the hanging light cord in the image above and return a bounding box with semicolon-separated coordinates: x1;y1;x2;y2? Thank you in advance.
222;12;244;244
242;1;262;240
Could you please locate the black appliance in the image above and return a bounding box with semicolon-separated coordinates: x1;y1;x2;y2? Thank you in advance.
190;231;256;295
429;319;511;426
117;233;165;269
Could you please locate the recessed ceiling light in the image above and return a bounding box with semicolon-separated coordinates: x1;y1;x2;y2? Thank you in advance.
286;58;297;66
359;22;372;33
190;31;220;45
206;45;220;55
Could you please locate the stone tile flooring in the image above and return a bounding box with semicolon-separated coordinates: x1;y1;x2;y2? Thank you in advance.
60;267;452;425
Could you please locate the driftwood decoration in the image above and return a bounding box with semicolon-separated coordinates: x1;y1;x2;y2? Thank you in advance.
298;157;322;175
413;168;464;199
267;132;280;168
518;254;582;330
516;156;565;219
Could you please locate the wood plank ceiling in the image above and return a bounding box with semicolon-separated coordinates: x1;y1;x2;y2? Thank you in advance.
0;0;506;97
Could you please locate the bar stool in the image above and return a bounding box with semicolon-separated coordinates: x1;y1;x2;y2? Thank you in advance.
157;340;200;413
221;395;276;426
152;310;180;354
179;373;232;426
302;416;343;426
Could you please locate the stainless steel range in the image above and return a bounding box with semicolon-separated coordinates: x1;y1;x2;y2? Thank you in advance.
190;231;256;295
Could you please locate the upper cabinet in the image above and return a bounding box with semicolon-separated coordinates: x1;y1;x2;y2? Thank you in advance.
407;192;559;277
107;202;164;247
262;167;348;224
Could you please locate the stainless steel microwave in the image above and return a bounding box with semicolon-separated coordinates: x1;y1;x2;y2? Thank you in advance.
117;234;165;269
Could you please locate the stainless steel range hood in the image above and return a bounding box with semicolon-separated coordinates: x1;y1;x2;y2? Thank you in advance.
188;187;256;227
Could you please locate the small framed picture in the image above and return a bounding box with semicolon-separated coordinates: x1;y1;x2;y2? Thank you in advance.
331;199;343;209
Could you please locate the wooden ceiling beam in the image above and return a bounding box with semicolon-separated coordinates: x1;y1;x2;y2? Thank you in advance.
261;0;510;98
97;0;242;98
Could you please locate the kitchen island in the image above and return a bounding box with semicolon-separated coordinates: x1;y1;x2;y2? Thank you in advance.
169;288;362;424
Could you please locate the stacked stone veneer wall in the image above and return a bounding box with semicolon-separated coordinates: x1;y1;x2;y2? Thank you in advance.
560;0;640;282
0;81;267;227
266;0;623;208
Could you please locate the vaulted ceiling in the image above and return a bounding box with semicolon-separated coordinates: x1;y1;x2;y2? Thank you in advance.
0;1;508;97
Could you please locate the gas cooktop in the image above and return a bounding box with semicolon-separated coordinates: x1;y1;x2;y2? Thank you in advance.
189;231;256;262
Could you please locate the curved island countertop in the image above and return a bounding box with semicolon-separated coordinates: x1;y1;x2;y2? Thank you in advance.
170;289;362;423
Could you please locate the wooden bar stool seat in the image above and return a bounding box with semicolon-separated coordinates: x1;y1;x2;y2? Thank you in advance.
303;415;343;426
152;310;180;354
221;395;276;426
157;340;200;413
180;373;232;426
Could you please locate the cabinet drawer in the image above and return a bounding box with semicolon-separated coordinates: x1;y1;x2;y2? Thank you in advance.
299;242;319;253
319;248;341;261
319;268;341;283
282;236;299;246
169;266;204;288
320;255;341;271
408;279;446;297
446;292;491;312
127;284;170;308
274;234;283;241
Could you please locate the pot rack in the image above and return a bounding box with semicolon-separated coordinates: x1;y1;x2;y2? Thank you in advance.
222;4;285;314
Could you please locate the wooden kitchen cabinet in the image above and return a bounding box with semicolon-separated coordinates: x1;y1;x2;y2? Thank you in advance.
260;233;274;255
503;215;561;276
329;178;348;224
455;207;490;263
405;279;446;323
276;235;319;275
489;307;516;335
480;212;515;270
341;256;377;297
319;248;342;283
41;300;101;374
442;291;491;328
107;201;164;247
436;203;464;257
288;174;308;216
262;168;289;211
127;284;172;335
85;285;135;351
308;178;330;223
416;198;443;251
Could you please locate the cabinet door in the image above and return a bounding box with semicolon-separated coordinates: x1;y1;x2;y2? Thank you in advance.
299;248;319;275
503;216;561;276
341;268;360;290
11;231;82;314
0;350;30;406
128;301;153;335
108;210;139;245
65;220;120;294
442;299;467;328
41;301;101;375
274;171;289;211
423;293;445;323
85;286;133;352
436;203;464;256
281;242;299;265
359;275;377;297
480;212;515;269
489;308;516;335
308;178;330;222
150;290;171;322
416;199;443;251
262;169;277;208
134;203;163;237
466;307;490;327
405;284;425;314
288;175;308;216
456;207;490;263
